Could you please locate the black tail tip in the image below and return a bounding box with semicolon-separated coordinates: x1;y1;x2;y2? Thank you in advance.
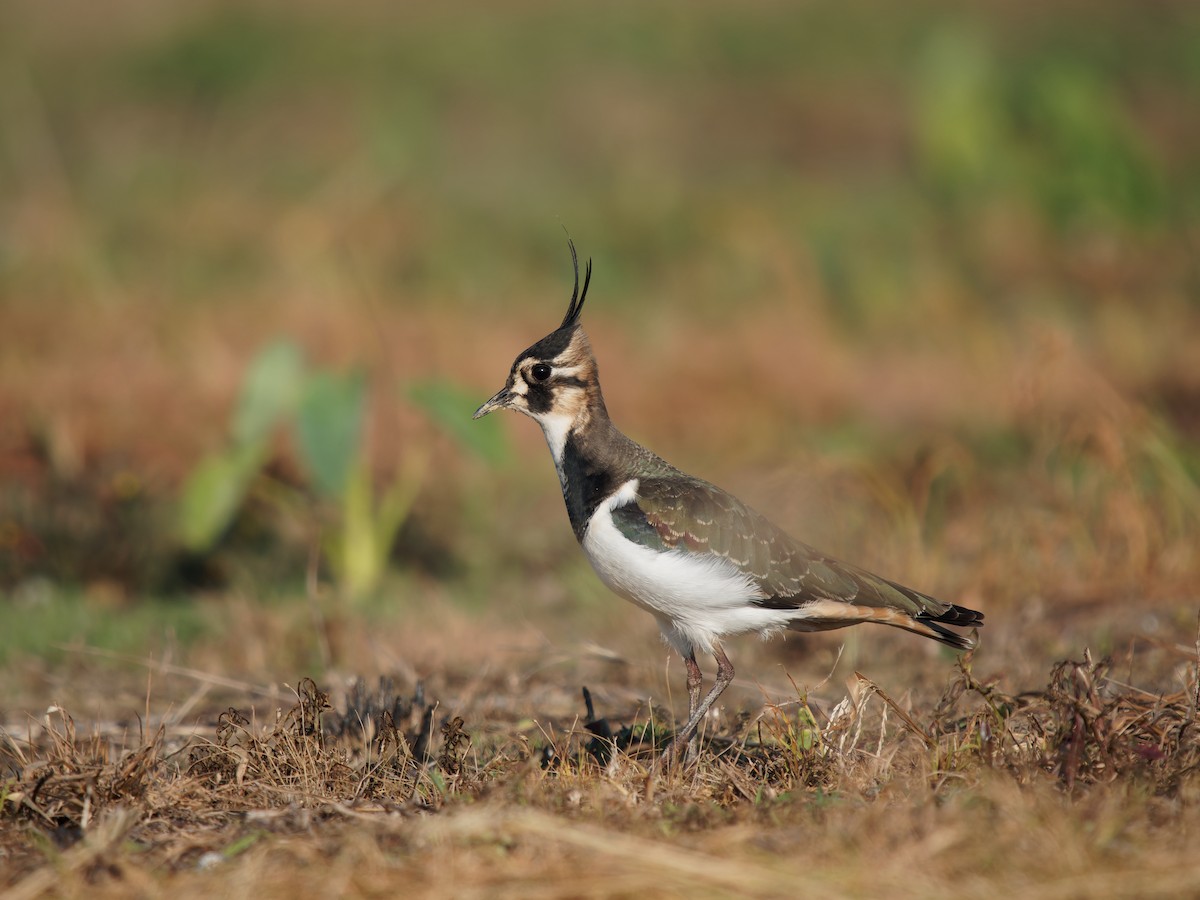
931;603;985;628
920;603;984;651
938;626;980;652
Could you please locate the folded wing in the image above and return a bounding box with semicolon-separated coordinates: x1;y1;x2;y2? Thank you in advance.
610;476;983;648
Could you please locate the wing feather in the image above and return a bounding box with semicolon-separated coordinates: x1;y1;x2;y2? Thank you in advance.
609;476;976;628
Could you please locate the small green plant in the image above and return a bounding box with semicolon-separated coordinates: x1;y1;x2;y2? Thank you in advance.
177;339;506;598
179;340;305;554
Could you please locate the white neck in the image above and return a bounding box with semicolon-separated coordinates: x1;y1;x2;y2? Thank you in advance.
537;412;575;478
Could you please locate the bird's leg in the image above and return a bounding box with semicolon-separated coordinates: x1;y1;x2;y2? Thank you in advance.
682;650;704;762
684;650;703;721
664;644;734;765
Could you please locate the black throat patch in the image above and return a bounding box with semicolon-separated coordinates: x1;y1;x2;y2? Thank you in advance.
558;430;621;541
525;381;553;414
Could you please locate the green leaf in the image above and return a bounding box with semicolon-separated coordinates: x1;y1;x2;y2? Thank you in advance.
330;463;381;598
324;454;426;599
408;380;510;464
295;370;367;498
911;27;1005;198
374;451;426;558
177;441;267;551
232;339;305;446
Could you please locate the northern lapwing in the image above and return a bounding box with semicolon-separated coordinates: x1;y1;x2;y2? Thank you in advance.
474;243;983;761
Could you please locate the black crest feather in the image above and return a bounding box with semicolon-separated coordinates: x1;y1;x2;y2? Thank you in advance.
559;239;592;330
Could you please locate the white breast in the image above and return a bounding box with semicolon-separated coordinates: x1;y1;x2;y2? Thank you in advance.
581;479;796;655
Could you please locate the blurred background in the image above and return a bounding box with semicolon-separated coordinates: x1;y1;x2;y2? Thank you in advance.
1;0;1198;708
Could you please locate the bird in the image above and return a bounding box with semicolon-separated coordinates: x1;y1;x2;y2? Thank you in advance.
473;242;983;762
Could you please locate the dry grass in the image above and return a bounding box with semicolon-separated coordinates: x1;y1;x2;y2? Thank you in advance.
3;635;1199;898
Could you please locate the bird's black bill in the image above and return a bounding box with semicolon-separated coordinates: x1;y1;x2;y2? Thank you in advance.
473;386;513;419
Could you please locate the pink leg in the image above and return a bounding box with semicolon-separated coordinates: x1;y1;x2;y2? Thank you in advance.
684;650;703;721
666;644;734;765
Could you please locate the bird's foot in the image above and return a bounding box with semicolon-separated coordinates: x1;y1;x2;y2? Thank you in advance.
644;731;697;800
650;729;699;776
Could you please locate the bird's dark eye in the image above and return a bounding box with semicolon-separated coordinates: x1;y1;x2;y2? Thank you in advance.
531;363;552;382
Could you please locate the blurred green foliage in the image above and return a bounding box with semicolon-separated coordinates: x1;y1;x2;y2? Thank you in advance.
295;370;367;500
179;340;492;599
3;1;1195;318
0;581;211;665
180;340;302;552
129;8;286;106
408;382;510;466
913;27;1166;229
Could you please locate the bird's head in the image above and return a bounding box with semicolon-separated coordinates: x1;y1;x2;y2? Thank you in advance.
473;242;601;438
